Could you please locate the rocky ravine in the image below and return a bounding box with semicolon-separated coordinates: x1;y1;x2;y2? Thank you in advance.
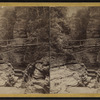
50;63;100;94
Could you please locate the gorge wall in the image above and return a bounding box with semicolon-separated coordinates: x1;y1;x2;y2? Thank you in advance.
0;7;100;69
50;7;100;69
0;7;49;69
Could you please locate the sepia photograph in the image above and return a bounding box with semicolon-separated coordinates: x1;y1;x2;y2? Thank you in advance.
0;6;50;94
0;4;100;96
50;7;100;94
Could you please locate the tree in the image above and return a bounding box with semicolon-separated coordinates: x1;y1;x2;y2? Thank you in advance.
50;7;71;54
2;7;16;39
75;8;90;40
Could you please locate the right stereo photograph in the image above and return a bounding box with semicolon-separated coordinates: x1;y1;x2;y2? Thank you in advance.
50;7;100;94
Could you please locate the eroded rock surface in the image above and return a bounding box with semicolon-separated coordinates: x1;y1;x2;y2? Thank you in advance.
0;63;14;86
50;63;100;94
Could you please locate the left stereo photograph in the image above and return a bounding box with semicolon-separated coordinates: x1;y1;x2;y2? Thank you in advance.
0;7;50;94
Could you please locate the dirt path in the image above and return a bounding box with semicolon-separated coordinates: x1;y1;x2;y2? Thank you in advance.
0;87;25;94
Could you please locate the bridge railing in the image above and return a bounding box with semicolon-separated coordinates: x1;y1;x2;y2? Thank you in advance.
0;37;100;48
51;38;100;48
0;37;38;47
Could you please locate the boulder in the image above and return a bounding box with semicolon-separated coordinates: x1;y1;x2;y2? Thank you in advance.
0;77;7;86
0;63;14;86
14;79;23;88
25;85;46;94
62;77;78;86
87;79;96;88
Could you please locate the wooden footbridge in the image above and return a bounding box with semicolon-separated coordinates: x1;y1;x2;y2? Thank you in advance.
0;37;100;54
0;37;100;76
0;37;100;47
